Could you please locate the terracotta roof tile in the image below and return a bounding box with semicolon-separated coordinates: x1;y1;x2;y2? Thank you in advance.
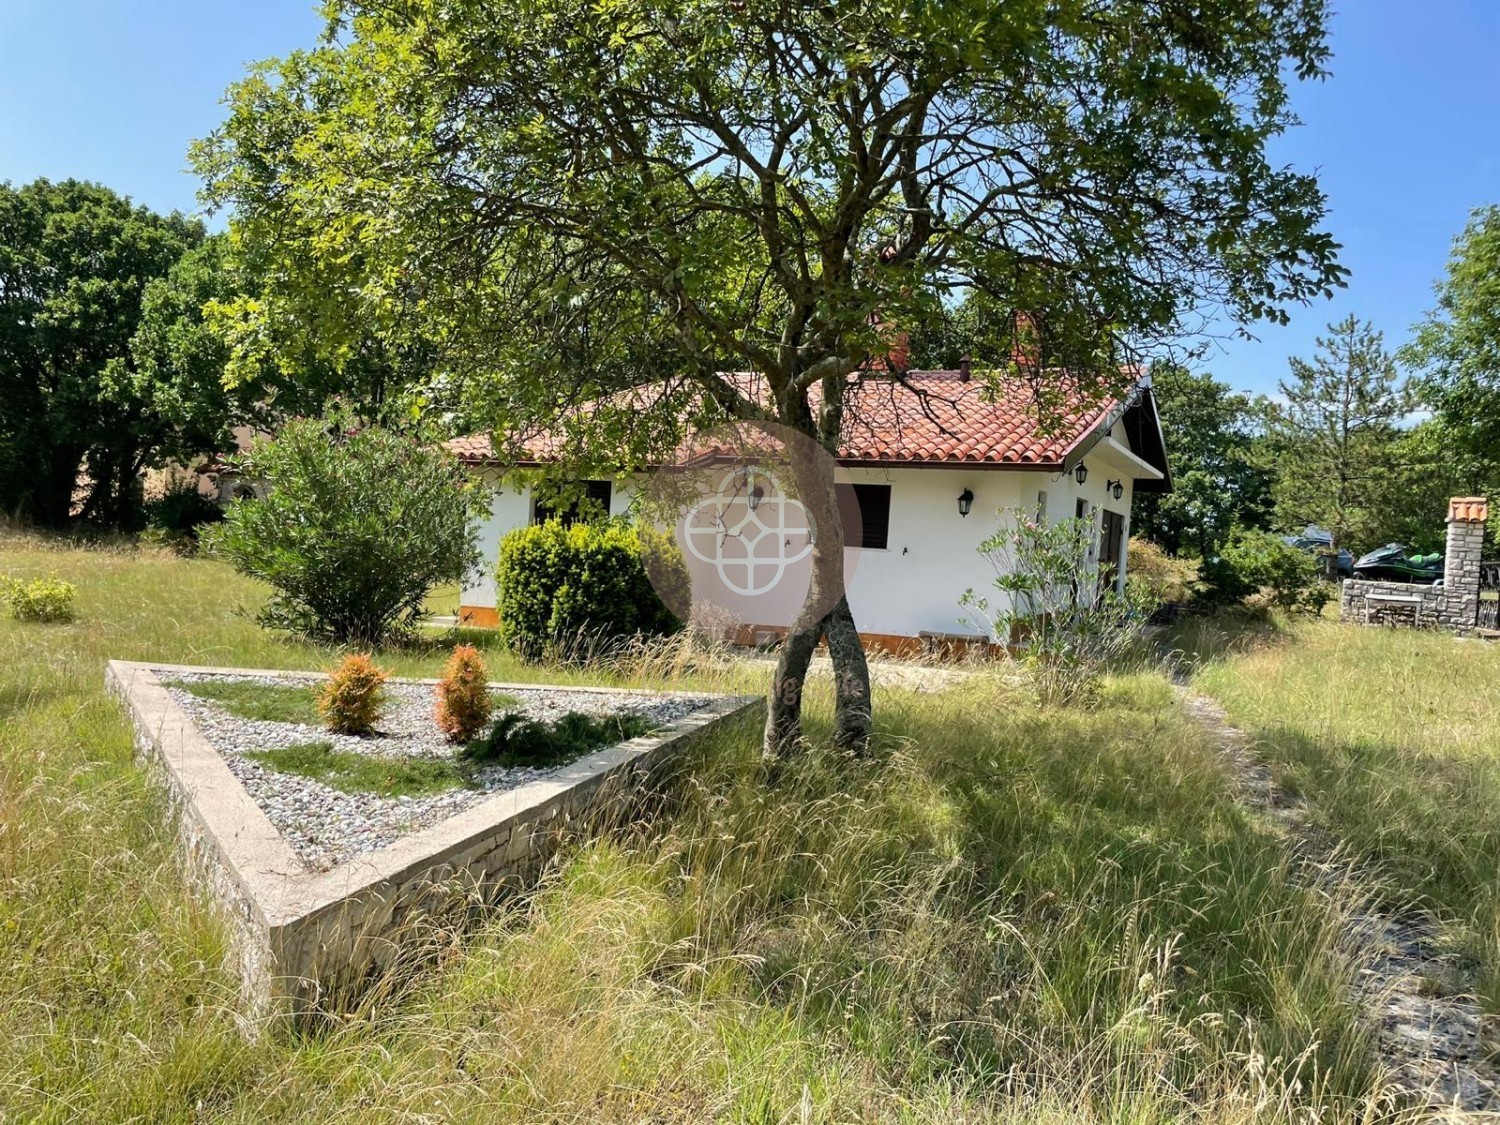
449;369;1119;470
1448;496;1490;523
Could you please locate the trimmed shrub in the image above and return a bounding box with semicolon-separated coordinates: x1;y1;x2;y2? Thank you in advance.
434;644;493;743
1203;528;1330;614
318;654;389;735
204;409;485;646
498;519;682;659
2;574;77;623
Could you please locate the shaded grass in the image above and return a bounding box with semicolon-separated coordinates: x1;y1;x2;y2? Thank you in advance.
179;678;322;725
1187;614;1500;1011
0;531;1415;1122
245;741;473;798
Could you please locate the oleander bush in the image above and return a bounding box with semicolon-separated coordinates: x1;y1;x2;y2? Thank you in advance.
498;518;682;659
317;653;389;735
434;643;493;743
205;409;485;645
1;573;77;622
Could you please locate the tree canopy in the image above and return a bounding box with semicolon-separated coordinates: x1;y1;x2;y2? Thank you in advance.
1130;364;1271;557
196;0;1345;752
1263;315;1412;553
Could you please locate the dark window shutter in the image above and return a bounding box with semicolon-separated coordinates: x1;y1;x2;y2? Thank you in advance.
837;483;891;549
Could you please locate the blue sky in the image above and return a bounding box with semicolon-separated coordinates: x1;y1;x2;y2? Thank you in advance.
2;0;1497;396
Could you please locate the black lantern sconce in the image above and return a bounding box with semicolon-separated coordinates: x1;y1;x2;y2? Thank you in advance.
747;482;765;511
957;488;974;518
1073;462;1089;485
1105;478;1124;501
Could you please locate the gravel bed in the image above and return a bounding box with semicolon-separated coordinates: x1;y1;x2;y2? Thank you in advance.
164;673;715;873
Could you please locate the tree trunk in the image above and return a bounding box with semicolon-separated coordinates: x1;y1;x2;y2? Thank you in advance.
763;437;847;759
822;594;872;754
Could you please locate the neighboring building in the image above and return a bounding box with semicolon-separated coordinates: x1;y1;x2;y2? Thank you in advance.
449;369;1171;652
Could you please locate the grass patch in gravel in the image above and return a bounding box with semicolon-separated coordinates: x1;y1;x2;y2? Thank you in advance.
464;709;655;766
245;740;474;797
181;678;322;725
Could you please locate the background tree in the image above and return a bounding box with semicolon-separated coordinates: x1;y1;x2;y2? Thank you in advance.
1404;205;1500;462
0;179;202;527
1263;316;1411;552
1131;364;1272;557
196;0;1345;755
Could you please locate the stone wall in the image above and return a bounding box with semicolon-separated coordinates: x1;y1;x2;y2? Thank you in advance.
107;660;762;1026
1339;496;1489;634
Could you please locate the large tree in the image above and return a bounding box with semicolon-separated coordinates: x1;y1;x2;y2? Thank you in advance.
196;0;1345;756
1404;205;1500;463
1131;364;1271;557
1263;316;1412;552
0;180;202;527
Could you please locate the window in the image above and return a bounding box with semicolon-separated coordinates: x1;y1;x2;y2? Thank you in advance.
1036;489;1048;520
837;483;891;549
533;479;611;525
1075;497;1089;521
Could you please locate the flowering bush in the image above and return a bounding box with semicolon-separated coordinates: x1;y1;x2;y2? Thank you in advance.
2;574;77;623
318;653;389;735
962;510;1157;707
434;644;493;743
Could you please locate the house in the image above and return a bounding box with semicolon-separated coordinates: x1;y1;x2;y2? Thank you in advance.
449;368;1171;654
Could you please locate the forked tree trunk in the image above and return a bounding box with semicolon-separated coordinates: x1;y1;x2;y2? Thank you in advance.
822;594;872;754
764;443;845;758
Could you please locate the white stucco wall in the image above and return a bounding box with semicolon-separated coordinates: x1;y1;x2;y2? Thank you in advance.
461;443;1145;641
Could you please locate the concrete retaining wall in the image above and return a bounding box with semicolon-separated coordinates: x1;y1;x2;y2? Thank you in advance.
107;660;762;1025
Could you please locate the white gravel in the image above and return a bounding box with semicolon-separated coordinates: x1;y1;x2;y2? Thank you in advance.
165;673;715;873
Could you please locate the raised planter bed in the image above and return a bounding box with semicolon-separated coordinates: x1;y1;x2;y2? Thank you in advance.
106;660;762;1024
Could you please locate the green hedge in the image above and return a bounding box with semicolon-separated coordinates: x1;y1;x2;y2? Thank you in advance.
498;519;685;658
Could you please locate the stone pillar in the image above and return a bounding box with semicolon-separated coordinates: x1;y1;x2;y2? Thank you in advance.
1440;496;1489;629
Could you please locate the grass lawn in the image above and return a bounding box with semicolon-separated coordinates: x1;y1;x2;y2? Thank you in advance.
180;679;324;725
244;740;474;797
0;532;1432;1122
1186;613;1500;1011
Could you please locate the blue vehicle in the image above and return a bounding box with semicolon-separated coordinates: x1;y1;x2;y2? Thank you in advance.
1281;525;1354;578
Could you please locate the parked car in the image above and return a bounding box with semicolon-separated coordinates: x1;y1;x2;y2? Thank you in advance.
1280;525;1353;578
1351;543;1445;584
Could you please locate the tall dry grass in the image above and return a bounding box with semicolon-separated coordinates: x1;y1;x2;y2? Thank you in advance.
0;533;1418;1121
1187;612;1500;1014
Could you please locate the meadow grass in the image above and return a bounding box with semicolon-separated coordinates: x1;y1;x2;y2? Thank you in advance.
1184;612;1500;1011
0;532;1418;1121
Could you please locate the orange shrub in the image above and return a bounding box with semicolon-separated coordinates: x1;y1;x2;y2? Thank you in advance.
318;653;389;735
434;644;493;743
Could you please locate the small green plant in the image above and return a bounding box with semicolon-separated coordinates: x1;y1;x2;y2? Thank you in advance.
963;510;1157;707
434;644;494;743
245;741;471;797
2;574;77;622
463;709;653;766
180;679;321;724
317;654;389;735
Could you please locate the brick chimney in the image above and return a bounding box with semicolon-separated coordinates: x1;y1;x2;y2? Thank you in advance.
1442;496;1489;628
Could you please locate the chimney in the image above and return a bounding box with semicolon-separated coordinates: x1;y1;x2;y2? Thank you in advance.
958;355;972;382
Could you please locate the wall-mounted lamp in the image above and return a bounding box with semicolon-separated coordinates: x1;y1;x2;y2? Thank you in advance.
747;483;765;511
1073;462;1089;485
1105;478;1124;501
957;487;974;517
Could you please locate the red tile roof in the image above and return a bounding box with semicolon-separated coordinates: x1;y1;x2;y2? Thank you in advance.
449;369;1125;470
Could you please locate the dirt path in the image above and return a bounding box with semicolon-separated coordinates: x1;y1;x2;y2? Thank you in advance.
1179;690;1500;1117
